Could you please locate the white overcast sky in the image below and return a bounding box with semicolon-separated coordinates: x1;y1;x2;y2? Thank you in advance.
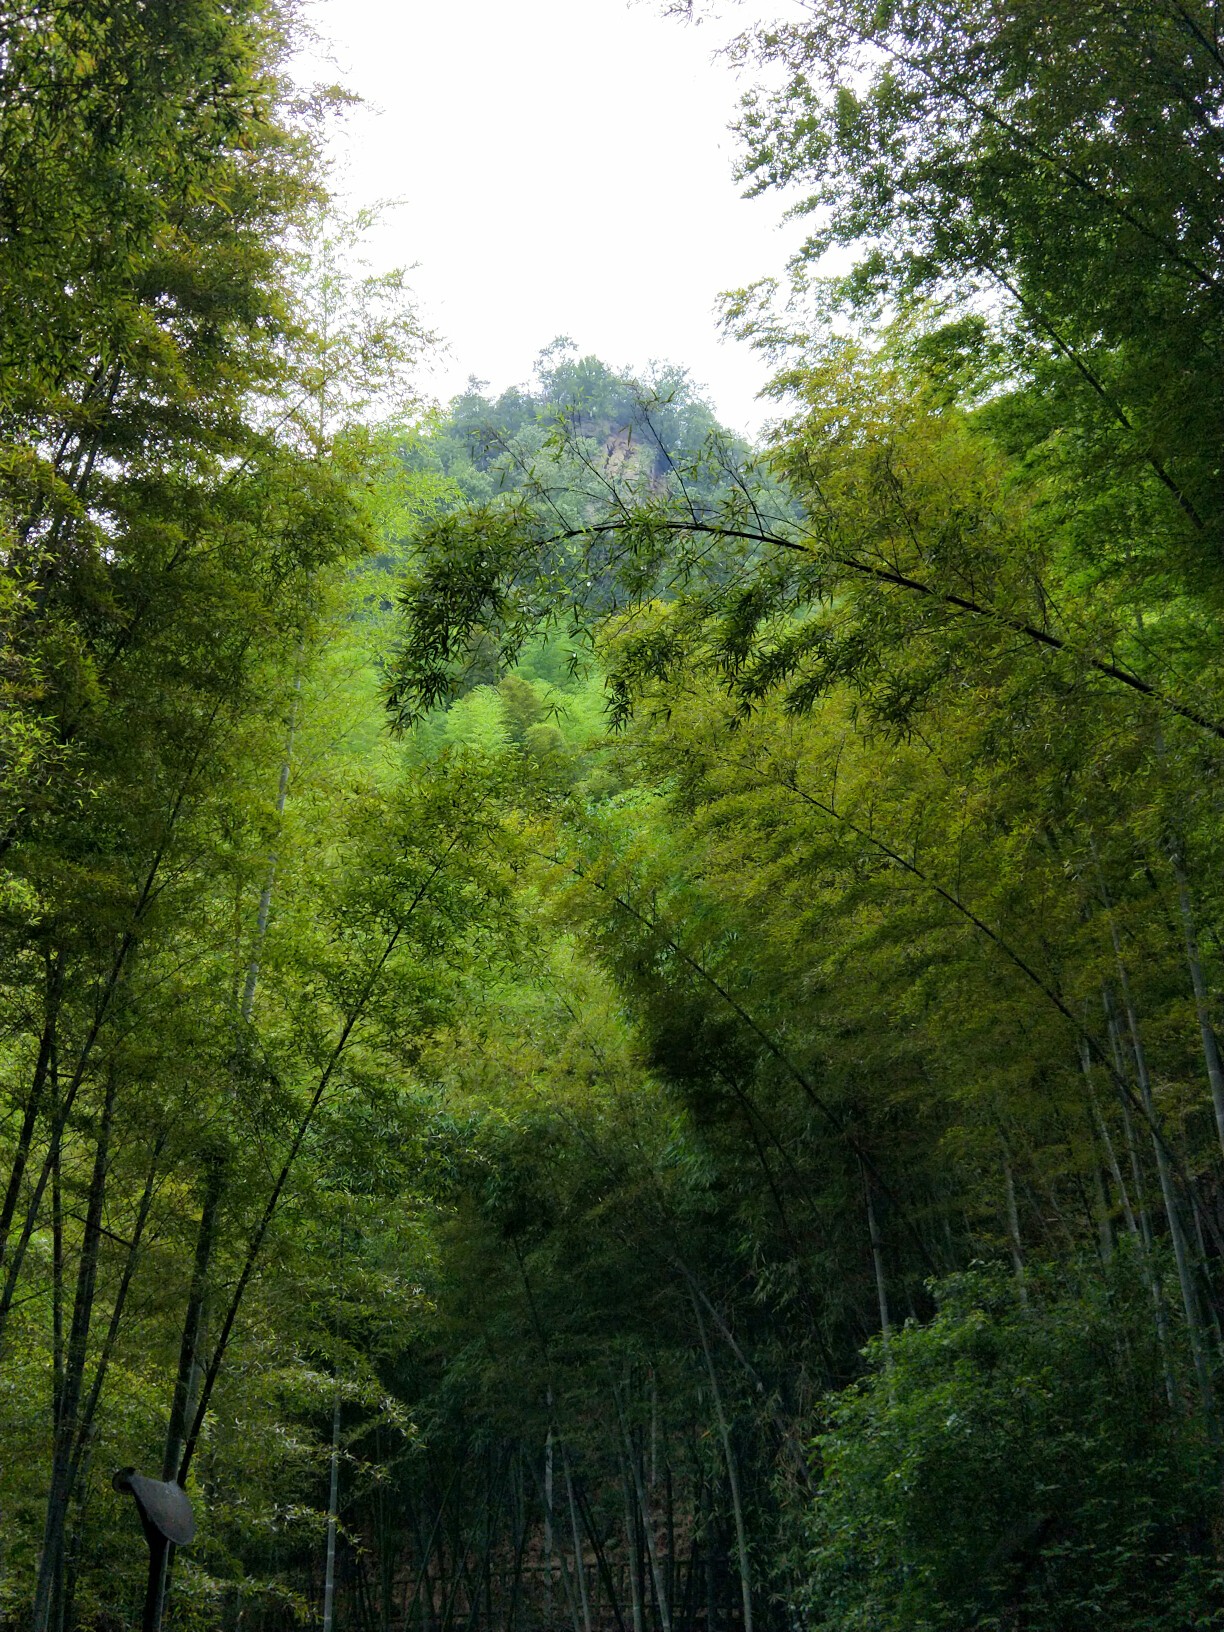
294;0;809;437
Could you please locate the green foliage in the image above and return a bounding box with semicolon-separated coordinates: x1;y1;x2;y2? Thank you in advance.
730;0;1224;598
796;1263;1221;1632
7;0;1224;1625
386;352;761;722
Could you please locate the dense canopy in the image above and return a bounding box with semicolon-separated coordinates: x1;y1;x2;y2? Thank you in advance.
3;3;1224;1632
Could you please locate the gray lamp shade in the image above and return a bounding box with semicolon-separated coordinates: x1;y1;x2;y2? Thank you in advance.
112;1470;196;1546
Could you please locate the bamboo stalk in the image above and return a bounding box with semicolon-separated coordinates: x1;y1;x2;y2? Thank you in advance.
31;1070;118;1632
1108;966;1216;1434
614;1384;671;1632
1171;848;1224;1164
690;1294;752;1632
1003;1155;1029;1307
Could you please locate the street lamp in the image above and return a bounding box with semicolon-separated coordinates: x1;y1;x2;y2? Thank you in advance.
111;1469;195;1632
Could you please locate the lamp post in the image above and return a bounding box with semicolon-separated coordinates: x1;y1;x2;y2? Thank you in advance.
111;1470;195;1632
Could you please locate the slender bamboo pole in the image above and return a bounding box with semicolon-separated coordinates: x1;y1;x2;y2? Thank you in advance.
620;1472;644;1632
323;1392;343;1632
614;1388;671;1632
31;1070;118;1632
1107;965;1217;1434
0;960;60;1276
863;1166;894;1344
572;1472;628;1632
1003;1155;1029;1308
689;1295;752;1632
1171;848;1224;1163
178;824;471;1488
563;1447;592;1632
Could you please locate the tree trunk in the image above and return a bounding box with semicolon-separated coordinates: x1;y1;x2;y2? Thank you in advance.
240;677;301;1022
563;1447;592;1632
1003;1155;1029;1307
177;829;468;1490
1083;1040;1138;1238
529;1452;584;1632
164;1156;225;1478
1171;848;1224;1164
51;1136;64;1425
572;1473;627;1632
615;1393;670;1632
690;1295;751;1632
544;1425;555;1612
1;710;227;1367
1108;968;1217;1434
863;1166;893;1352
621;1474;644;1632
0;962;60;1277
323;1390;343;1632
31;1069;118;1632
1104;999;1178;1407
503;1460;532;1632
1091;1152;1114;1264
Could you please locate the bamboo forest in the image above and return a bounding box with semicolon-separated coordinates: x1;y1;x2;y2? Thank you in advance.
6;0;1224;1628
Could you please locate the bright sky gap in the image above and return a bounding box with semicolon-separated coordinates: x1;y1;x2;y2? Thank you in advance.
295;0;810;435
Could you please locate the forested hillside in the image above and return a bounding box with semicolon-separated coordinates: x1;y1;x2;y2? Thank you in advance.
3;2;1224;1630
